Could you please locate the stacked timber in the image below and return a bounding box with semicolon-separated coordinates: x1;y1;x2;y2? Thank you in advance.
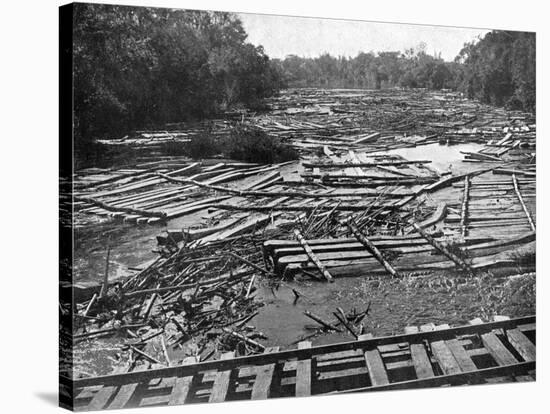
74;160;285;225
263;231;535;279
446;172;536;239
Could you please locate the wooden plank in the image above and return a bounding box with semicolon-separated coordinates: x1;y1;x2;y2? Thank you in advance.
108;364;149;409
430;339;462;375
296;341;312;397
364;348;389;386
410;343;435;379
445;339;477;372
481;333;518;366
74;316;535;389
347;150;364;176
168;357;198;406
209;352;235;403
87;365;131;410
512;174;536;231
506;328;536;361
419;323;435;332
251;347;280;400
350;361;536;392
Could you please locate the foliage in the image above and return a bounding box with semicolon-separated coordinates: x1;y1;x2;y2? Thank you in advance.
223;125;298;164
273;46;458;90
456;31;535;112
73;4;283;146
274;30;535;113
159;124;298;164
185;130;220;159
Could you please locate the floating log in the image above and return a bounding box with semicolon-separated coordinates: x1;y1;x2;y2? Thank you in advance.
100;247;111;298
422;168;492;193
346;221;400;278
493;169;536;177
303;311;342;332
75;195;167;219
412;222;473;274
461;151;501;162
353;132;381;144
512;174;536;231
332;311;358;339
294;229;334;282
222;328;265;351
460;176;470;237
158;174;412;199
302;160;432;168
226;251;275;278
405;202;447;233
82;293;98;317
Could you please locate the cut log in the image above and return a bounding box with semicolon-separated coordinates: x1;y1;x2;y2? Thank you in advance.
412;223;473;274
460;176;470;237
353;132;381;144
294;229;334;282
346;221;399;278
512;174;536;231
304;310;341;332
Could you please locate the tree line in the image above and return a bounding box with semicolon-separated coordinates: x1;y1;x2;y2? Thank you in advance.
73;3;535;148
73;4;284;145
273;30;535;113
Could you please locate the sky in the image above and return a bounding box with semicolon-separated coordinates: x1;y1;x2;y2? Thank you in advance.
238;13;490;62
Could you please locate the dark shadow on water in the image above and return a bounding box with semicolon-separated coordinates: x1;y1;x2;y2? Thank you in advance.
35;392;58;407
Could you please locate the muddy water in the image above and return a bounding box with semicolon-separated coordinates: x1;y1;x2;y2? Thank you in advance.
252;272;535;347
387;142;485;175
74;211;209;284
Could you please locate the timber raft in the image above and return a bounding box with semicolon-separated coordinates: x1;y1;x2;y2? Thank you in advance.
68;315;535;410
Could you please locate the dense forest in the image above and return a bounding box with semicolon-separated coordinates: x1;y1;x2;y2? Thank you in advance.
73;4;284;145
72;3;535;146
274;30;535;112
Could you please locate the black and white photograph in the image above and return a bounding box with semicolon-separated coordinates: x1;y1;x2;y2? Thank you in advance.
56;1;538;411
